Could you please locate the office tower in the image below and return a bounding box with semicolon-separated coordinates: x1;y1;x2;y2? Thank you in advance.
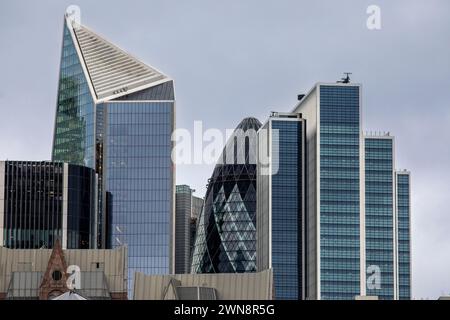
364;134;396;299
51;15;175;290
0;161;96;249
175;185;194;274
191;117;261;273
256;112;305;300
174;185;204;273
189;218;197;268
191;196;203;220
292;83;364;300
190;195;203;265
396;170;411;300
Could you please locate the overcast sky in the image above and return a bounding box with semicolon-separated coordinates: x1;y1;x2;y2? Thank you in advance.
1;0;449;299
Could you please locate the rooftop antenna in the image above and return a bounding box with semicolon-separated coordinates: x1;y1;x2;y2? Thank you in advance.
337;72;352;84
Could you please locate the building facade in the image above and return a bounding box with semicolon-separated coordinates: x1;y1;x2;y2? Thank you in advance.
292;83;364;300
0;240;127;300
190;195;203;266
364;135;396;299
0;161;96;250
256;113;305;300
191;118;261;273
175;185;194;274
278;81;412;300
51;16;175;292
396;170;411;300
175;185;203;273
192;195;203;220
134;269;273;300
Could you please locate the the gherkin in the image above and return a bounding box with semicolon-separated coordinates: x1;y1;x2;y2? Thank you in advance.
191;117;261;273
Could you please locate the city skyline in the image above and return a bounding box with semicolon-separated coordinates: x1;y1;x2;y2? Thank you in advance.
1;0;449;299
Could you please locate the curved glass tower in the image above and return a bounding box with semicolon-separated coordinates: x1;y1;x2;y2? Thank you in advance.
191;117;261;273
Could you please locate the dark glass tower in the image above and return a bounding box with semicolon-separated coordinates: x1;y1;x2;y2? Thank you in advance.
51;16;175;293
257;113;305;300
191;117;261;273
0;161;96;249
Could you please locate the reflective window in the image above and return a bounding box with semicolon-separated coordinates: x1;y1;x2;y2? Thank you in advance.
52;24;95;169
271;119;303;300
396;173;411;300
319;85;361;300
106;101;174;293
365;137;394;299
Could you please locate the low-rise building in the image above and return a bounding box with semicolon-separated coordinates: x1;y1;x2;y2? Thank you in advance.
133;269;273;300
0;239;127;300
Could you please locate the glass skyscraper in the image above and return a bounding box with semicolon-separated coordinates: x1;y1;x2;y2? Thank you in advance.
396;170;411;300
293;83;364;300
364;135;396;299
175;185;195;274
191;118;261;274
174;185;204;273
256;113;305;300
51;16;175;292
282;82;413;300
0;161;97;250
190;195;204;267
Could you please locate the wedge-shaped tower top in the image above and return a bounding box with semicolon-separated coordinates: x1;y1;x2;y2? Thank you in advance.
66;16;170;102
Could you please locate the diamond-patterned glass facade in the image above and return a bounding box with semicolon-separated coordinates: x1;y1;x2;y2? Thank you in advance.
191;118;261;273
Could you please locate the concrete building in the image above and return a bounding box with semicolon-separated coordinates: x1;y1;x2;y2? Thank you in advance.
133;269;273;300
0;239;127;300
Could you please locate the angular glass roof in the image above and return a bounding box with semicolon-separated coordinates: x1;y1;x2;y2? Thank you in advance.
66;16;171;101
